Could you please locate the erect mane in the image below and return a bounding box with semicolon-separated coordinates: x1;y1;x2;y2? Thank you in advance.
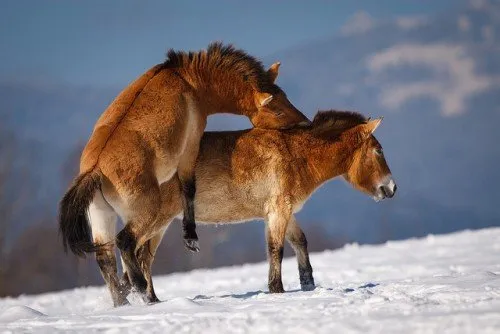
163;42;278;93
312;110;367;133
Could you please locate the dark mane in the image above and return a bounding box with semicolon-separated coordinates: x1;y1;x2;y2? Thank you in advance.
312;110;367;132
163;42;278;93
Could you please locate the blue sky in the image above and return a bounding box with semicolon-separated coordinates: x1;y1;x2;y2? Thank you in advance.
1;0;458;86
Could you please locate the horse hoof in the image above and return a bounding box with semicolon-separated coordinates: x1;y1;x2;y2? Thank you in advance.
184;239;200;253
301;283;316;291
114;298;130;308
147;298;161;305
142;294;161;305
269;283;285;293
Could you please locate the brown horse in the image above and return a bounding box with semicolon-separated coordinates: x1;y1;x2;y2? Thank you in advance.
120;110;397;304
59;43;310;306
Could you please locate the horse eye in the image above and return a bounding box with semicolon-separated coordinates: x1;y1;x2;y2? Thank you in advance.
375;148;383;156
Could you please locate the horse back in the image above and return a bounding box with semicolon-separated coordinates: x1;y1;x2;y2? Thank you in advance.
80;64;198;174
80;64;165;173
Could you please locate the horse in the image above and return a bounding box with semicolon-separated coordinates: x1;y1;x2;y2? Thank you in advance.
59;42;310;306
121;110;397;304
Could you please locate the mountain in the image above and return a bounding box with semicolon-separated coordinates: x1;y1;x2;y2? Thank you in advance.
1;0;499;243
1;228;500;332
271;0;500;240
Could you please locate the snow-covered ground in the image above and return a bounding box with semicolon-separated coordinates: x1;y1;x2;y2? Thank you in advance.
2;228;500;333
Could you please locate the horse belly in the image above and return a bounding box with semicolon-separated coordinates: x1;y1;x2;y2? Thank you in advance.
194;186;262;224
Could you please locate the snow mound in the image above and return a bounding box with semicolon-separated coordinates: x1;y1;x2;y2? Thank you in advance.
0;305;47;322
2;228;500;333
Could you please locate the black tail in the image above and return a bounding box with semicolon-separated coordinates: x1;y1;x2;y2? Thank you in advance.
59;169;102;257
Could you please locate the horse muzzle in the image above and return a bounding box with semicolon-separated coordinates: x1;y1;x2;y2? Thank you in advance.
373;177;397;202
280;120;312;130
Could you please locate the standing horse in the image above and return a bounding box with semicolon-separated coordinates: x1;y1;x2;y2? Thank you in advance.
125;110;397;303
59;43;310;306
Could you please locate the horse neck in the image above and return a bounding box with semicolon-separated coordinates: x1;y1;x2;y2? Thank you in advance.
176;67;254;116
288;132;357;189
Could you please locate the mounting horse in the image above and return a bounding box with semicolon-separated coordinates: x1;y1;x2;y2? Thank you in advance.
59;43;310;306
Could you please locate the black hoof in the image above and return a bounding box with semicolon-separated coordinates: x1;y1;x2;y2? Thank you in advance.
113;298;130;308
184;238;200;253
269;287;285;293
140;292;161;305
147;296;161;305
269;282;285;293
301;283;316;291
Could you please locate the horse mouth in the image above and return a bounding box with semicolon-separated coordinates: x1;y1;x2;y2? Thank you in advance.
373;186;388;202
373;184;397;202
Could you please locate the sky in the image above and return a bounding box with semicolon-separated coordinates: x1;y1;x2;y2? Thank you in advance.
0;0;459;86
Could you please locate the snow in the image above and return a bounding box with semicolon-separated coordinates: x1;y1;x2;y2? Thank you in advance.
2;228;500;333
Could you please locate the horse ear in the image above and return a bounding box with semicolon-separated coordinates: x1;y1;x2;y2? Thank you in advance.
365;117;383;134
267;62;281;83
357;117;382;141
256;92;273;107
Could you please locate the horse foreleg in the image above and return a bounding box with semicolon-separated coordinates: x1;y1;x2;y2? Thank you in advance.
286;216;315;291
178;144;201;253
179;177;199;252
265;207;291;293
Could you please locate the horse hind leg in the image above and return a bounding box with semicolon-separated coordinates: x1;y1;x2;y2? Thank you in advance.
137;228;168;303
115;180;167;302
120;223;172;304
119;232;164;304
285;216;315;291
119;257;131;297
88;191;129;307
116;223;149;301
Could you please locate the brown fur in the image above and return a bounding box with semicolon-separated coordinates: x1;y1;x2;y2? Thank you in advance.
59;43;310;305
131;110;396;300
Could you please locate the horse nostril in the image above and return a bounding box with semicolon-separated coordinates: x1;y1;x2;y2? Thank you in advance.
379;186;388;198
393;184;398;195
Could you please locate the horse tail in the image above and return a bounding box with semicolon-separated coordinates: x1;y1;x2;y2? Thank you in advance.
59;168;103;257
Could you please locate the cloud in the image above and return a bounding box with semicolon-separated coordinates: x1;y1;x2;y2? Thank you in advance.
469;0;489;9
366;44;497;116
396;16;427;30
482;25;495;43
341;11;375;36
458;15;471;32
336;83;355;97
468;0;500;17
